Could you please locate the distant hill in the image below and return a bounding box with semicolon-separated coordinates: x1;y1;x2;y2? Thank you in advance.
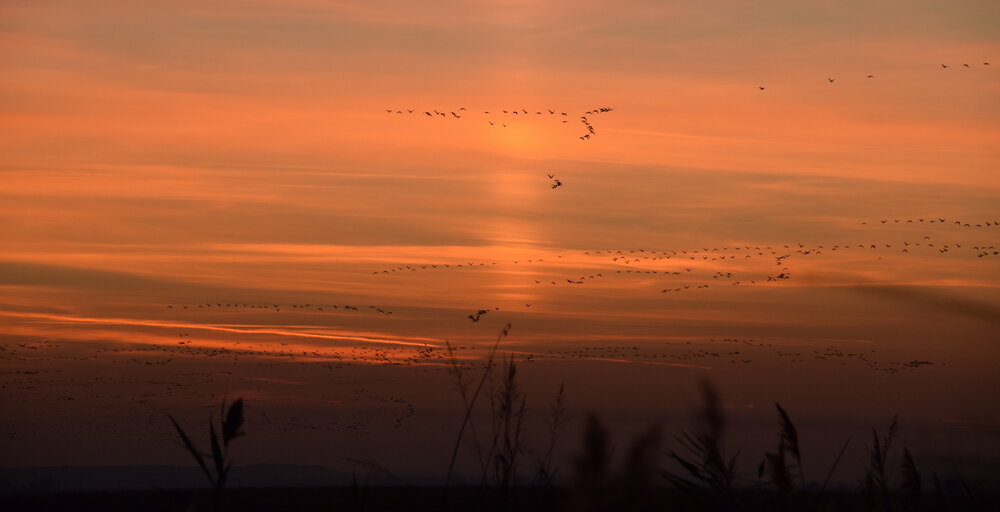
0;464;354;493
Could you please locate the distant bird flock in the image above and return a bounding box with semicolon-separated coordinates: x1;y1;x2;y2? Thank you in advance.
757;61;990;90
385;105;615;142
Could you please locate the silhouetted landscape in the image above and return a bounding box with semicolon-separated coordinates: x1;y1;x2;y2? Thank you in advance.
4;371;1000;511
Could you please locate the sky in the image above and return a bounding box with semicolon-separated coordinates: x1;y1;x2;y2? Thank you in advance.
1;0;999;485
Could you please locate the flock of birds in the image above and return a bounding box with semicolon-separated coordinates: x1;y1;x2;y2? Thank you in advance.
1;338;420;438
385;60;993;141
1;330;939;438
368;221;997;305
385;105;615;141
28;212;976;404
0;324;939;437
758;61;991;90
548;173;563;189
539;340;936;375
166;302;394;315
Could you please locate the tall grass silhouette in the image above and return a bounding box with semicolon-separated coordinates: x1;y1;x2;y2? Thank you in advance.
442;324;570;511
486;353;528;504
533;383;566;487
556;382;975;512
862;414;899;509
900;447;922;508
860;414;931;511
763;402;850;510
661;379;739;507
118;371;996;512
167;398;245;511
567;414;661;512
443;322;510;498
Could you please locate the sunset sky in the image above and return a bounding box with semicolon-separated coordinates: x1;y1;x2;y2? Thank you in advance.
2;0;998;483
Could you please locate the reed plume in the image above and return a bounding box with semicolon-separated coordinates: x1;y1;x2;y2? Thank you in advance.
167;398;245;511
661;380;738;501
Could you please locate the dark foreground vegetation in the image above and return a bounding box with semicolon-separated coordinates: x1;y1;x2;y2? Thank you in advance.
4;327;998;511
5;486;556;512
5;478;999;511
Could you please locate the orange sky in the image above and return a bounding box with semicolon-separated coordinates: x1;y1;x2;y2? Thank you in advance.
1;0;999;481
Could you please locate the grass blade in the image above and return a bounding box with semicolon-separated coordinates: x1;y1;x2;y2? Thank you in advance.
901;447;922;498
444;324;511;496
775;403;805;487
167;414;214;487
820;437;850;494
209;422;225;488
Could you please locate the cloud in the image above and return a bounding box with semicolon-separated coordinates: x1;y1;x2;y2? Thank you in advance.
849;284;1000;328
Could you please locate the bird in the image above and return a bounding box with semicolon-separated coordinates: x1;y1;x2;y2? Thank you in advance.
759;86;765;91
827;78;836;83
